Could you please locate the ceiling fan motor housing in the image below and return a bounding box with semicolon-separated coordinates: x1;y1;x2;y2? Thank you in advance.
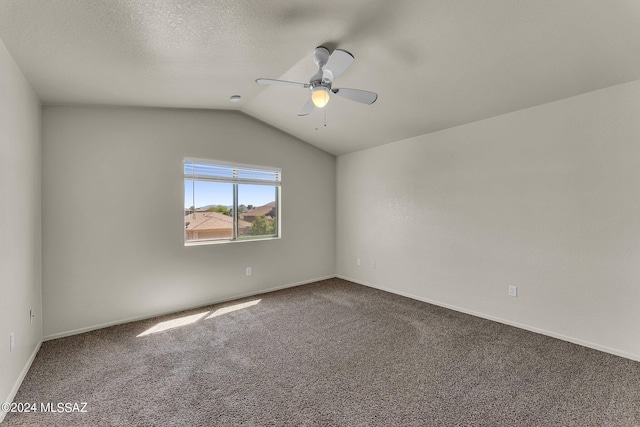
310;80;331;90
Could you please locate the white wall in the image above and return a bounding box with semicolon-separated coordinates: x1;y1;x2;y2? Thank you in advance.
0;40;42;417
42;106;335;338
337;80;640;361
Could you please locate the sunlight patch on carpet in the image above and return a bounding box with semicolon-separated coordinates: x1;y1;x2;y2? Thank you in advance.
206;299;261;319
137;311;210;337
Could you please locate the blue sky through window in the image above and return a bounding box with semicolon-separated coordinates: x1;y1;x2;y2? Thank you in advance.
184;180;276;209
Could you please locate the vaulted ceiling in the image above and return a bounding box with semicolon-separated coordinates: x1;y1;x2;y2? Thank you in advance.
2;1;640;155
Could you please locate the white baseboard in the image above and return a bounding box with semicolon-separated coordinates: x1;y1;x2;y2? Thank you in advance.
337;275;640;363
1;340;42;424
44;275;336;341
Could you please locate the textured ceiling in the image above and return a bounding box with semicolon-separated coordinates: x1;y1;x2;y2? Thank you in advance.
2;0;640;155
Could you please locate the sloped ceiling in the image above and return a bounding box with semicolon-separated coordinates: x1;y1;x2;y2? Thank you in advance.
1;0;640;155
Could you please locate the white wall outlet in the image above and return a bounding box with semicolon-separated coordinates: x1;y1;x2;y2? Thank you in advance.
10;333;14;352
371;260;376;269
357;258;361;266
246;267;252;276
509;286;517;297
30;308;35;324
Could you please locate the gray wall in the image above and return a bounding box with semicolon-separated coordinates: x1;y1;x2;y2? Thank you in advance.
337;80;640;361
0;40;42;415
42;106;335;338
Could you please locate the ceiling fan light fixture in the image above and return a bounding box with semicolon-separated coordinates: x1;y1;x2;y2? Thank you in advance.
311;86;330;108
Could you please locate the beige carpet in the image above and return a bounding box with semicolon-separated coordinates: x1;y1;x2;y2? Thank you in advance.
4;278;640;426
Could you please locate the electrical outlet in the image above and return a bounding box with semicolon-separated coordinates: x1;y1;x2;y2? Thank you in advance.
246;267;252;276
509;286;517;297
10;333;14;352
357;258;361;266
30;309;34;324
371;260;376;269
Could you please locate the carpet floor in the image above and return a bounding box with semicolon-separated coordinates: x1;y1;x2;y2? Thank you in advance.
4;278;640;426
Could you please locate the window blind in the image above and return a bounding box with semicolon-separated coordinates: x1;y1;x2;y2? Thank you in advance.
184;160;281;185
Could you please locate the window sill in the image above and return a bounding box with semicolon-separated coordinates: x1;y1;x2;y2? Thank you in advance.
184;236;281;247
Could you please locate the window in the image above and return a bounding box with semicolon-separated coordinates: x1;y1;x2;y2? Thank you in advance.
184;159;281;244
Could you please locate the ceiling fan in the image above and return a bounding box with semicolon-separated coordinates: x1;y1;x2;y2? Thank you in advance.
256;46;378;116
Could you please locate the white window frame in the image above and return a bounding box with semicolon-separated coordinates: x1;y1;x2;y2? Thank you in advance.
183;158;281;246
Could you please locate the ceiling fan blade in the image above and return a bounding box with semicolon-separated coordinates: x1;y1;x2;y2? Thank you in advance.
332;88;378;105
322;49;354;81
256;78;309;88
297;98;315;116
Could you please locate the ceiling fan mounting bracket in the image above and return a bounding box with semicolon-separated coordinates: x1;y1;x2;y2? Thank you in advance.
313;46;330;68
